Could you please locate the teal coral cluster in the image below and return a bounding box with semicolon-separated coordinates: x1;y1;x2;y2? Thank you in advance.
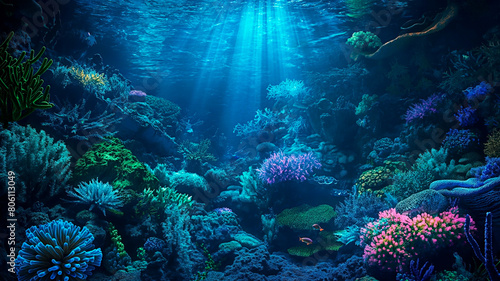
0;124;71;204
346;31;382;54
67;178;123;216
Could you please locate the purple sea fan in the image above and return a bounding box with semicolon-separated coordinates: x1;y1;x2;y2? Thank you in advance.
404;94;442;123
257;151;321;184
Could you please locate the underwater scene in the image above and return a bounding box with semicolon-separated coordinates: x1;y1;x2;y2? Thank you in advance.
1;0;500;280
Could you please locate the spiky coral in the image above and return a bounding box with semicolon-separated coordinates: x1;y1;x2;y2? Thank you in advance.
67;178;123;216
257;151;321;184
404;94;442;123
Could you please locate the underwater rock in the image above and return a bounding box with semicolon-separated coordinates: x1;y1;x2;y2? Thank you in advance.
395;189;448;216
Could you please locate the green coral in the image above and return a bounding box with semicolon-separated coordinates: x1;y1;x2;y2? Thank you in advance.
73;137;159;191
384;148;456;200
0;31;53;127
136;247;146;261
346;31;382;54
195;243;220;281
355;94;378;115
433;270;470;281
108;223;127;258
178;139;217;162
136;186;193;216
277;204;336;230
356;166;393;196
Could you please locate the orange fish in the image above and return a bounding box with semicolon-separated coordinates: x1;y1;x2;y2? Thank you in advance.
299;237;313;245
312;224;324;231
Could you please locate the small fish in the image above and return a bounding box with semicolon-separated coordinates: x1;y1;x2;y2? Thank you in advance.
299;237;313;245
312;224;324;231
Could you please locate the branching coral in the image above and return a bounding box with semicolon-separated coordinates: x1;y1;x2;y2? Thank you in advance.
484;130;500;157
257;151;321;184
136;186;193;217
360;208;473;272
0;31;53;127
178;139;217;162
39;98;121;141
0;124;71;204
267;79;310;101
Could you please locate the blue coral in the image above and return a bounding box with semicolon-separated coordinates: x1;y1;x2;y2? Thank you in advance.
471;157;500;182
442;129;479;154
67;178;123;216
455;106;478;127
16;220;102;281
144;237;167;253
464;81;492;101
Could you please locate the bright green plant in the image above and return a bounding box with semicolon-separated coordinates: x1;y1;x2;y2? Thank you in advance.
0;31;53;127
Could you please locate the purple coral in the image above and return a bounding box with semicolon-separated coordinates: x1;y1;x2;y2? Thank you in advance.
404;94;441;123
257;151;321;184
129;90;147;102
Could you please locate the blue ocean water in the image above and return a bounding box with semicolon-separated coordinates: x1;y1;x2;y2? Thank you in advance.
1;0;500;280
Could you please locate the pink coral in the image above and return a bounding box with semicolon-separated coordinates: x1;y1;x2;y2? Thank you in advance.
360;207;474;272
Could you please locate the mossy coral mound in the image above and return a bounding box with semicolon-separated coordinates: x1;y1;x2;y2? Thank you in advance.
277;204;336;230
73;137;159;191
356;166;392;195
